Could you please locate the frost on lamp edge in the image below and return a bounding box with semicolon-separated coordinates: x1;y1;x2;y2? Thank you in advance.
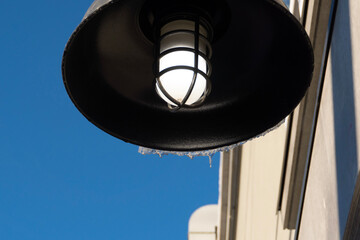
138;119;286;166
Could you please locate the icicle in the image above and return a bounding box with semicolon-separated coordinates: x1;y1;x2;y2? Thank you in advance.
209;155;212;168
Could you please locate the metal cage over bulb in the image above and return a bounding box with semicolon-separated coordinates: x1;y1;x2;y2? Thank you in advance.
155;17;213;110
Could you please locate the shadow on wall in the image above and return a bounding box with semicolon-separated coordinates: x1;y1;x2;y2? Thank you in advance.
331;0;359;238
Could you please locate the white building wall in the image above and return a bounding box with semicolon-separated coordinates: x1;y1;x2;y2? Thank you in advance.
298;0;360;238
235;123;294;240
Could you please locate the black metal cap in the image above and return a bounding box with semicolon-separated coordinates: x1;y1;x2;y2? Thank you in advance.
62;0;314;151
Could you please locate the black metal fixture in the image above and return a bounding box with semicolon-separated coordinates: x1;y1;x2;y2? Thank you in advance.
62;0;314;151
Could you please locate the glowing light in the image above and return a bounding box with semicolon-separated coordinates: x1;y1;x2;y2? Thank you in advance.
155;20;211;108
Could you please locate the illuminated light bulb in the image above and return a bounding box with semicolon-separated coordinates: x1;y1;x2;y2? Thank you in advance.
155;19;212;109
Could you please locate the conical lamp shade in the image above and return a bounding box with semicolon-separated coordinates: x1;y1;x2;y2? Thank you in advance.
62;0;314;151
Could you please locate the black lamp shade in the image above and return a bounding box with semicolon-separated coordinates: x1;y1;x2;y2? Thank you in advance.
62;0;314;151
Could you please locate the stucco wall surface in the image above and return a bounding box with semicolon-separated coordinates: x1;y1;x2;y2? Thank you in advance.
235;123;293;240
299;0;360;239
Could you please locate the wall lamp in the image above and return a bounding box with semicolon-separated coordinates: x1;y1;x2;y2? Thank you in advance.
62;0;314;151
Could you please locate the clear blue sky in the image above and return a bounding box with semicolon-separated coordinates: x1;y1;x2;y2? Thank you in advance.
0;1;220;239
